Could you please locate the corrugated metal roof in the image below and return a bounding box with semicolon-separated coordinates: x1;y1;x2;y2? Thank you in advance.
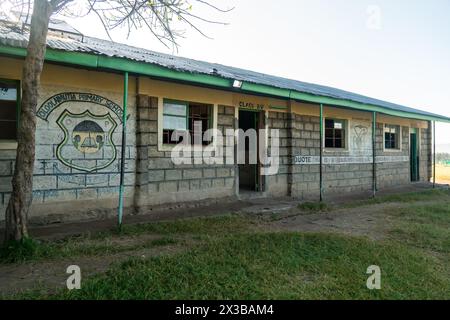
0;20;448;121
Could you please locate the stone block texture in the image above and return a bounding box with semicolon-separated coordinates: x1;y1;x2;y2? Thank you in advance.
134;98;235;208
0;82;433;221
0;84;137;220
287;116;432;200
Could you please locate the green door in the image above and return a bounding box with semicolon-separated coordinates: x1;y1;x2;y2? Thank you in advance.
410;132;419;182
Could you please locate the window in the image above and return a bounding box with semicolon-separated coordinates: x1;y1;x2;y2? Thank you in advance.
325;118;346;149
0;80;19;140
162;100;212;145
384;124;400;150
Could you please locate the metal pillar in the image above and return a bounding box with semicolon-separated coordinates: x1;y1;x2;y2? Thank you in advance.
433;121;436;188
118;71;129;230
372;111;377;197
319;104;323;202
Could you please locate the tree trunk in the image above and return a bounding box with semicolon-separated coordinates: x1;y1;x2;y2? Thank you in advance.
4;0;53;242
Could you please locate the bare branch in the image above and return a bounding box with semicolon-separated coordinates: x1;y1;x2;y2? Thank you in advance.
10;0;232;49
193;0;234;13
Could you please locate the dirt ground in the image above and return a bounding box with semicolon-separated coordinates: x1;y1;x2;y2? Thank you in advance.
436;164;450;185
0;183;442;296
258;203;397;240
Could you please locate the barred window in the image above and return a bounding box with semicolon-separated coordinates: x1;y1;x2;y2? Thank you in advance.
162;100;212;145
384;124;400;149
325;118;346;149
0;80;19;140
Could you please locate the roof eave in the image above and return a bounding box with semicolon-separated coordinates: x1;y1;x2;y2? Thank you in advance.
241;81;450;123
1;44;449;123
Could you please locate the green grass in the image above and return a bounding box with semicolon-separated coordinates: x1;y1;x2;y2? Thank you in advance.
3;190;450;299
0;215;250;264
0;233;180;264
148;237;179;247
27;233;449;300
298;202;330;212
0;238;40;264
389;203;450;254
119;214;252;236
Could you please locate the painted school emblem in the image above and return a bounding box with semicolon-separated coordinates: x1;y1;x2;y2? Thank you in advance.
56;110;118;172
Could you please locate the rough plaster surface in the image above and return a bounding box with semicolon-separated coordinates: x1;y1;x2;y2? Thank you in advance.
0;86;432;222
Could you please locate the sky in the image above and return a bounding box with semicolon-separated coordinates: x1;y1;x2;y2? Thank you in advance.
22;0;450;148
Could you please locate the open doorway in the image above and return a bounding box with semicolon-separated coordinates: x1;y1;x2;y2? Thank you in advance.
238;110;262;193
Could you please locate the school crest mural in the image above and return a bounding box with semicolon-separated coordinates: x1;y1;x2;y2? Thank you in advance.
56;110;117;172
37;92;123;173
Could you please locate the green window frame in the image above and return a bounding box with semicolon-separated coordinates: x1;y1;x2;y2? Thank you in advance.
0;79;20;141
162;99;213;145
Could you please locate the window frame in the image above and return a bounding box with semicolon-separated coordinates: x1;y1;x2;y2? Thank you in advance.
323;117;348;151
162;99;189;145
383;124;402;151
158;97;218;151
0;78;20;149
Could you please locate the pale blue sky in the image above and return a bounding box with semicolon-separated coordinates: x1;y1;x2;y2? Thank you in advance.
61;0;450;147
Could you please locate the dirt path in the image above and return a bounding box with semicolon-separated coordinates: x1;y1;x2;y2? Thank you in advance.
259;203;403;240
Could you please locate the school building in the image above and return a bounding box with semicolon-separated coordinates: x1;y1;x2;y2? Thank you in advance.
0;20;449;223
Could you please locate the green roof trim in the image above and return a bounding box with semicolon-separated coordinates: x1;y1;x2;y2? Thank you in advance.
289;89;449;122
1;44;449;123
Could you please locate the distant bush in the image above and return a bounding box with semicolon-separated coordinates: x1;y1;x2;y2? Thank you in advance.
436;153;450;164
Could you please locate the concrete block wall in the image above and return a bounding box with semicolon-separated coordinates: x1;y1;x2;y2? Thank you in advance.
287;113;431;200
134;96;235;208
322;118;374;195
420;124;432;182
266;111;291;196
0;84;435;223
289;114;321;199
288;114;374;198
1;84;137;221
0;151;16;209
375;125;410;188
323;163;373;194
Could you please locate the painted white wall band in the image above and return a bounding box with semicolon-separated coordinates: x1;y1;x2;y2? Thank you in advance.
294;155;409;165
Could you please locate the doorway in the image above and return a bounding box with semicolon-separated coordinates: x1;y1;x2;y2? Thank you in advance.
410;130;420;182
238;110;263;193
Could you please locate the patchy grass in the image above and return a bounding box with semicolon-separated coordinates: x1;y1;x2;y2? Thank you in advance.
147;237;179;247
23;233;449;300
119;214;252;237
0;215;251;264
342;189;450;208
389;203;450;255
3;190;450;300
0;233;180;264
0;238;40;264
298;202;330;213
